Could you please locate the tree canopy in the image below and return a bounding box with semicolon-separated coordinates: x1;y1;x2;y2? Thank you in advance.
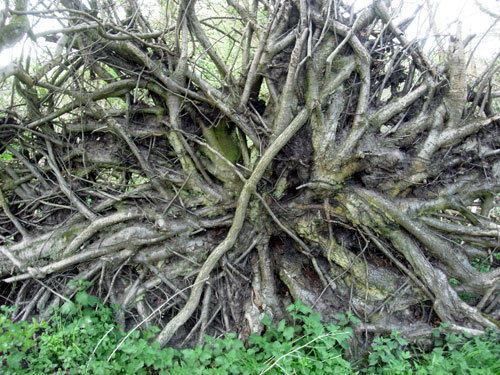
0;0;499;349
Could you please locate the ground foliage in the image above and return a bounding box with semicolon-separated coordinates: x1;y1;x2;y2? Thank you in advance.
1;296;499;374
0;0;499;350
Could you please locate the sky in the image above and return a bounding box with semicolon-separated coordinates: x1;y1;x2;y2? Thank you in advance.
0;0;499;68
352;0;500;59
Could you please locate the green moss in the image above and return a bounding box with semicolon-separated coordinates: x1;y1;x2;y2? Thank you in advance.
272;175;288;200
61;223;86;244
0;15;29;50
247;198;262;224
202;118;241;164
481;313;500;329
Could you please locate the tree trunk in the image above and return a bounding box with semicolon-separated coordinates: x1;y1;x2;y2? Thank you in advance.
0;0;499;349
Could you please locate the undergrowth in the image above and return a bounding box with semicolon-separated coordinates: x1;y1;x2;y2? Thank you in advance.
0;291;499;375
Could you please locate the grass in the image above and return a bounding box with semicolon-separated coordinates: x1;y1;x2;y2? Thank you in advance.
0;294;498;375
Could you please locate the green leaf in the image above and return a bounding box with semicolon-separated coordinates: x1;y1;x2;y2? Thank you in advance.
283;326;295;341
75;292;99;307
349;315;361;324
121;343;137;354
149;325;160;333
7;350;24;369
335;313;348;326
126;359;144;374
261;315;271;327
61;301;77;315
277;319;286;332
0;150;13;160
199;350;212;363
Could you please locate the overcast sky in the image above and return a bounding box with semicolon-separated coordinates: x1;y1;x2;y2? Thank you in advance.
0;0;499;68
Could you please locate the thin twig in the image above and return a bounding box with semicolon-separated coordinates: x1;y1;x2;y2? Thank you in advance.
107;278;208;362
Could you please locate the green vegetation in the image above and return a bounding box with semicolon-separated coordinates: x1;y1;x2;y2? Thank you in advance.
1;296;498;375
364;326;500;375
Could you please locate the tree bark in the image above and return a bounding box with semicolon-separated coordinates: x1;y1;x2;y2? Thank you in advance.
1;0;499;349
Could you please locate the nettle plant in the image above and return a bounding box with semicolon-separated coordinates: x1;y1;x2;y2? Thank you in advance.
0;297;356;375
0;295;499;375
362;323;500;375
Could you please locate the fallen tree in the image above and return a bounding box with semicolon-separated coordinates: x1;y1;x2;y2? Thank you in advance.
0;0;499;349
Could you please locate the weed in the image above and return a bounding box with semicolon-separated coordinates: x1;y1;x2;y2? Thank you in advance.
0;297;498;374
